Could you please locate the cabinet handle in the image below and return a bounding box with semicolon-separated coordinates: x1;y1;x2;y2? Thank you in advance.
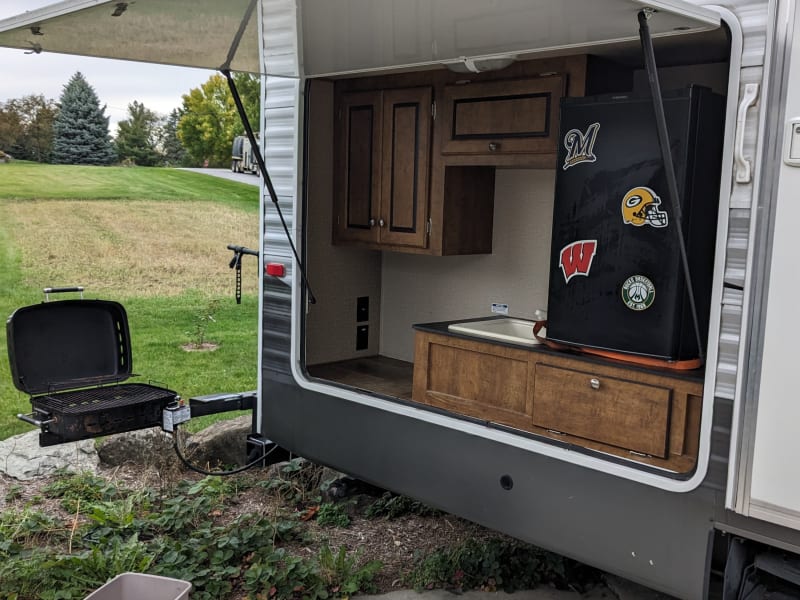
589;378;601;390
379;218;385;227
369;218;376;227
488;142;500;152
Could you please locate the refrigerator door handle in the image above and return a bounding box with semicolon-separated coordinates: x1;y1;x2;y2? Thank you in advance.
735;83;760;184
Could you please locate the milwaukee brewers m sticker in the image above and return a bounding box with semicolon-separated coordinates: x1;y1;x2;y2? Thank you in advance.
559;240;597;283
562;123;600;170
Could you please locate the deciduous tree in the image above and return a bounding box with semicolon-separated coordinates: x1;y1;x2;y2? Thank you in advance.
177;73;259;167
0;95;58;162
52;72;115;165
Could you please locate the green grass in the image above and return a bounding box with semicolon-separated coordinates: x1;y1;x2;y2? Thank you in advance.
0;162;260;439
0;161;257;211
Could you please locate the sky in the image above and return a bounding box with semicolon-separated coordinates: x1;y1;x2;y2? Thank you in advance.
0;0;214;132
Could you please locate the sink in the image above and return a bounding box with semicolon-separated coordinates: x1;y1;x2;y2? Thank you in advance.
447;317;540;346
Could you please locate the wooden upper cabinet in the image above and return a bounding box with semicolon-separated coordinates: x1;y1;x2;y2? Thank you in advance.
334;87;431;250
440;75;566;157
379;88;431;248
334;90;382;245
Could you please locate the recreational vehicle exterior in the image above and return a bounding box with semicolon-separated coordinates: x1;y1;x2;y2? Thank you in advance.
1;0;799;596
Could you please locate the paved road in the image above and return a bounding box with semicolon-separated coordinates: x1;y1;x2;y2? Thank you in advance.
179;167;260;187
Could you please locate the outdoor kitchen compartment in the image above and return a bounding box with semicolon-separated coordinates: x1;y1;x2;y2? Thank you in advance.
6;299;178;446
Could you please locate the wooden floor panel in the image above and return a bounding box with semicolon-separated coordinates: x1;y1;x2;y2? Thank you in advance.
308;356;414;400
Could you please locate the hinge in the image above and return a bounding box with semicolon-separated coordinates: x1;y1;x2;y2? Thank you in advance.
546;429;565;436
431;101;436;121
426;218;432;235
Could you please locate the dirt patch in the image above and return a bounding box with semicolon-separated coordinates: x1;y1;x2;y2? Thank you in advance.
181;342;220;352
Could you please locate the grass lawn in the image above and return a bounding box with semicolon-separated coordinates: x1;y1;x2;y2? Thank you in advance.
0;162;262;439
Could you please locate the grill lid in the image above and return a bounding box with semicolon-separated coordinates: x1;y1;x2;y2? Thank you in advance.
6;299;132;395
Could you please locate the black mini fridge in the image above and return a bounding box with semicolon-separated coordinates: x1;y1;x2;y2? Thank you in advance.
546;86;725;361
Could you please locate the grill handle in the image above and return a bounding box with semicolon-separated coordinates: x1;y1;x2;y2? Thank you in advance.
17;412;54;428
43;286;84;301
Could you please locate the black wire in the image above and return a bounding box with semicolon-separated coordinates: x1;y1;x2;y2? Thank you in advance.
172;425;278;476
221;68;316;304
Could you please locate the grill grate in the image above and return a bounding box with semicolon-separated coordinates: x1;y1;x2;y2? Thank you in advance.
34;383;174;415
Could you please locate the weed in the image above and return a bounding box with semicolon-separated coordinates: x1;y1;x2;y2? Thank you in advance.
41;471;121;513
365;492;441;519
259;458;325;506
316;502;351;528
405;537;602;593
243;544;382;599
4;483;23;502
317;544;382;596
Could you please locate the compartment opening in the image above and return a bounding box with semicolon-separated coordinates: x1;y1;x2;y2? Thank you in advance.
302;24;732;475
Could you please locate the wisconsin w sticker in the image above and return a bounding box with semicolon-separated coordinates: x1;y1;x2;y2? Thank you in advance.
562;123;600;170
559;240;597;283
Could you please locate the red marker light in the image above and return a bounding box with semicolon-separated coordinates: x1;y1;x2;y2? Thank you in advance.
266;263;286;277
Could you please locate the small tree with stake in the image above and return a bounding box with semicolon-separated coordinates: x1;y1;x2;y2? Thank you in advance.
52;72;115;165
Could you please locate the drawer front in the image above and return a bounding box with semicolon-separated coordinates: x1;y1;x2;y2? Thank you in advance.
532;363;671;458
441;75;565;156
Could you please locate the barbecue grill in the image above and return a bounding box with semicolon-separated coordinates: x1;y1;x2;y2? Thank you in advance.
7;288;178;446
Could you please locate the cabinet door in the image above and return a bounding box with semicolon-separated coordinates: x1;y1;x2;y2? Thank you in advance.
440;75;565;156
378;87;432;248
334;91;382;244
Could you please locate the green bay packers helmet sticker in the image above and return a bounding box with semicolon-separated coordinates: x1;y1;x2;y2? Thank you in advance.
621;186;669;228
621;275;655;311
562;122;600;170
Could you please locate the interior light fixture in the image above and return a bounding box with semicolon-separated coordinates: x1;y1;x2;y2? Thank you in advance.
444;54;517;74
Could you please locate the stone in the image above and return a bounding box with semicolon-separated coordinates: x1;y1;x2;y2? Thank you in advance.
97;427;179;473
184;415;252;467
0;430;99;480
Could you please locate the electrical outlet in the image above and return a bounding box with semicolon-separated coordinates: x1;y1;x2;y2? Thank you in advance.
356;325;369;350
357;296;369;322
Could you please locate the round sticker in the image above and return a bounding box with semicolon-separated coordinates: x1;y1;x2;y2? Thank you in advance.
621;275;655;311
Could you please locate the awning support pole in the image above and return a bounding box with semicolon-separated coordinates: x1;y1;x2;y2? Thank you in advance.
638;9;705;363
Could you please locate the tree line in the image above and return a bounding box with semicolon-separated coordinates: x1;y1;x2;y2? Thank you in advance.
0;71;260;168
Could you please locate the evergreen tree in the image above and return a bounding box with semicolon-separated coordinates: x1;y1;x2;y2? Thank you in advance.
115;100;161;166
160;108;190;167
52;72;115;165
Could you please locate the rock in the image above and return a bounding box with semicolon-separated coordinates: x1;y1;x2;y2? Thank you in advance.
97;427;179;473
0;430;99;480
184;415;252;467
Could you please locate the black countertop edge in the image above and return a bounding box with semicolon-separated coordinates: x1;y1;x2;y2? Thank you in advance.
412;318;706;384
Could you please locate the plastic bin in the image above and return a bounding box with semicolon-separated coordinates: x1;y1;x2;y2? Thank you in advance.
84;573;191;600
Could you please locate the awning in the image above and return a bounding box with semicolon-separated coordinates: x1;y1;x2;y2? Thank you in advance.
0;0;720;77
0;0;260;73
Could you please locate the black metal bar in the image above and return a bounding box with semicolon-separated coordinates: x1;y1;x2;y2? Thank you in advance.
638;10;706;363
188;391;257;417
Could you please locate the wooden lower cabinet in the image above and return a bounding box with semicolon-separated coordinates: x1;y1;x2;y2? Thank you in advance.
412;330;703;474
